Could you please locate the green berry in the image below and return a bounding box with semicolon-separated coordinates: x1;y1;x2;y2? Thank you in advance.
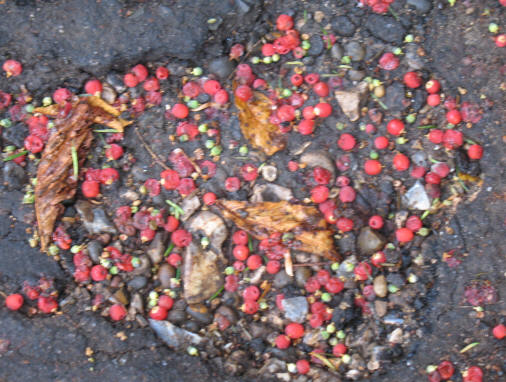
205;140;215;149
192;67;203;76
337;330;346;339
210;145;222;156
263;56;272;64
281;88;292;98
370;151;379;160
331;262;340;271
405;114;416;124
251;57;260;64
238;145;249;156
109;266;119;275
489;23;499;34
0;119;12;128
321;292;332;302
388;284;399;293
404;34;414;43
198;123;208;133
25;104;34;113
224;266;235;275
301;40;311;50
272;54;280;62
179;134;189;142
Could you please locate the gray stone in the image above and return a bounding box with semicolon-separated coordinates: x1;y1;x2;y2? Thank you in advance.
186;304;213;324
332;15;356;37
300;150;335;178
100;83;117;104
411;151;428;167
75;201;117;235
215;305;238;325
384;82;407;112
2;162;27;191
250;184;293;203
407;0;432;13
307;35;324;56
180;195;201;222
338;233;356;255
373;275;388;298
146;231;167;265
387;328;403;344
334;81;369;122
348;69;365;82
403;181;431;210
106;73;126;94
357;227;386;255
366;14;405;44
374;300;388;317
87;240;103;263
330;44;344;60
405;44;426;70
281;297;308;323
149;319;203;349
158;263;175;288
208;57;235;79
344;42;365;62
273;271;292;288
295;267;312;288
128;276;147;290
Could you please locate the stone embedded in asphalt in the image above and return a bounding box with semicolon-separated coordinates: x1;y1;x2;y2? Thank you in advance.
146;231;168;265
149;319;203;349
407;0;432;14
183;211;227;304
335;81;369;122
332;15;356;37
366;14;405;44
250;184;293;203
344;41;365;62
180;194;201;222
300;150;336;178
403;180;431;210
75;201;117;235
357;227;386;255
281;296;308;323
208;56;235;79
373;275;388;298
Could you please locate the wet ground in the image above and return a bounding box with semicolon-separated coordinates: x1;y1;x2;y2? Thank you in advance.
0;0;505;381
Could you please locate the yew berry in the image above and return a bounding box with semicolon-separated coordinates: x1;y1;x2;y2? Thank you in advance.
288;161;299;172
364;159;382;175
143;77;160;92
495;34;506;48
124;73;139;87
203;80;220;95
325;278;344;294
309;313;324;328
149;306;168;320
100;168;119;185
427;94;441;107
313;82;329;97
171;103;189;119
374;136;389;149
369;215;384;229
425;172;441;185
378;52;399;70
160;169;180;190
311;185;329;203
296;359;310;374
90;265;108;281
82;180;100;198
177;177;196;197
285;322;305;339
425;79;441;94
462;366;483;382
291;74;303;87
332;343;347;357
428;129;444;144
253;78;267;89
316;269;331;284
339;186;356;203
338;133;356;151
393;153;410;171
396;227;414;242
182;81;200;98
337;217;354;232
155;66;170;80
246;254;262;270
132;64;148;82
446;109;462;125
5;294;23;310
84;79;102;95
0;91;12;109
243;300;259;314
224;275;239;292
437;361;454;380
354;262;372;280
213;89;229;104
314;102;332;118
232;230;248;246
387;119;405;136
276;14;294;31
24;134;44;153
404;71;422;88
3;59;22;77
203;192;217;206
140;228;156;242
305;277;321;293
428;371;442;382
229;43;245;59
442;130;463;149
371;251;386;267
304;73;320;85
266;260;281;274
53;88;72;105
233;245;249;261
275;334;291;349
492;324;506;339
261;43;275;56
167;253;182;268
243;285;260;301
158;295;174;310
277;105;296;123
298;119;315;135
23;284;40;300
313;167;332;185
109;304;127;321
105;144;123;160
406;215;423;232
467;144;483;160
431;162;450;178
38;296;58;314
225;177;241;192
144;178;161;197
172;229;192;247
302;106;315;120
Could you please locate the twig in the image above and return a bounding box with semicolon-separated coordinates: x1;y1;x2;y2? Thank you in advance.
134;128;169;170
292;262;331;267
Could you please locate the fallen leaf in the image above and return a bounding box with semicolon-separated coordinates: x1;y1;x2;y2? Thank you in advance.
235;86;286;156
217;200;339;261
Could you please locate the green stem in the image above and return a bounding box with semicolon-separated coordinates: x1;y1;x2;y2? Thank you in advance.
163;242;174;257
417;125;437;129
3;150;28;162
208;285;224;302
371;94;388;110
71;146;79;178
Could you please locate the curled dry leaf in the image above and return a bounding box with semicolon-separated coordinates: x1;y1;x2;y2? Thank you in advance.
217;200;339;261
235;85;286;156
35;99;131;251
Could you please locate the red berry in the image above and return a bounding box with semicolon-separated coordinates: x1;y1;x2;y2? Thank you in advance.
3;59;23;77
428;371;442;382
338;133;356;151
213;89;229;104
316;269;330;284
337;217;354;232
5;293;23;310
313;82;329;97
109;304;127;321
309;313;324;328
354;262;372;280
387;119;405;136
428;129;444;144
38;296;58;314
105;144;123;160
261;43;275;56
314;102;332;118
243;285;260;301
82;180;100;198
143;77;160;92
225;177;241;192
304;73;320;85
467;144;483;160
85;79;102;95
285;322;304;339
132;64;148;82
90;265;108;281
24;134;44;153
325;278;344;294
266;260;281;274
167;253;182;268
144;178;161;197
313;167;332;185
291;74;304;87
296;359;310;374
393;153;410;171
171;103;189;119
124;73;139;88
232;230;248;245
160;169;181;190
311;185;329;203
446;109;462;125
155;66;170;80
229;43;245;59
233;245;249;261
364;159;382;175
297;119;315;135
53;88;72;105
0;91;12;109
332;343;347;356
177;177;196;197
305;277;321;293
427;94;441;107
243;300;259;314
246;255;262;270
276;14;294;31
277;104;295;122
141;228;156;242
302;106;315;120
339;186;356;203
406;215;423;232
411;166;426;178
203;80;221;95
369;215;384;229
371;251;386;267
425;172;441;185
99;167;119;185
275;334;291;349
442;130;463;150
172;229;192;247
374;136;389;149
396;227;414;242
431;162;450;178
492;324;506;339
463;366;483;382
203;192;217;206
378;52;400;70
158;295;174;311
495;34;506;48
404;71;422;88
149;306;168;320
425;79;440;94
437;361;454;379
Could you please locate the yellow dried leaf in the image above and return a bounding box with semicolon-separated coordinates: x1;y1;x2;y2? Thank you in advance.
87;95;121;117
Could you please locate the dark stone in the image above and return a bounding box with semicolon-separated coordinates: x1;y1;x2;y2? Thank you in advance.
128;276;148;290
332;15;356;37
407;0;432;14
386;273;405;287
3;123;28;147
384;83;407;112
208;57;235;79
307;35;324;56
2;162;27;191
366;14;405;44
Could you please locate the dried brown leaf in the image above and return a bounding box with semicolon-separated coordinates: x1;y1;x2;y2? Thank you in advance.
235;87;286;156
217;200;339;261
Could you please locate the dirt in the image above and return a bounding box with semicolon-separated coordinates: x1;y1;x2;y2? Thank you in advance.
0;0;505;381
